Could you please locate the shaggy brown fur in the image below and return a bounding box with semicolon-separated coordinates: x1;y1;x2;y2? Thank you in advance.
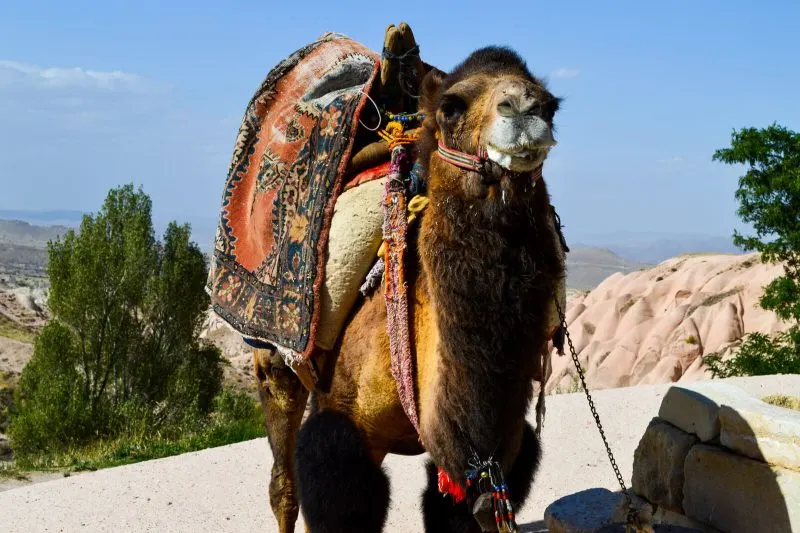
414;46;563;481
263;43;565;533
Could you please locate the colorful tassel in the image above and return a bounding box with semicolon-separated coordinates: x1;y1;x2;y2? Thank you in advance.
437;468;467;503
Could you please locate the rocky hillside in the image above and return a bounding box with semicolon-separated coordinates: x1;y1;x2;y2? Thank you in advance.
0;219;50;387
565;247;649;290
0;220;70;247
547;252;787;393
199;313;255;393
0;220;53;309
1;246;790;400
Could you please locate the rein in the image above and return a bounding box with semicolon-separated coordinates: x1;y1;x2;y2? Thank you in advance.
436;140;543;183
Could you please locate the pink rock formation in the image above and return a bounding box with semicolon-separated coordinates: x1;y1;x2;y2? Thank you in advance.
547;253;788;393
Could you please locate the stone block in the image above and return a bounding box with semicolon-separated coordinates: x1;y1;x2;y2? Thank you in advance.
546;489;656;533
658;382;752;442
545;488;620;533
609;491;653;526
719;396;800;471
684;444;800;533
652;508;722;533
632;418;698;512
597;526;701;533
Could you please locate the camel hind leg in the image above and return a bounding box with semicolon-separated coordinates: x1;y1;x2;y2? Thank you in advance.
253;347;310;533
294;409;391;533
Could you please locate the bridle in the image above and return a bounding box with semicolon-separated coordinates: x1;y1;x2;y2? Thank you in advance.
436;140;543;184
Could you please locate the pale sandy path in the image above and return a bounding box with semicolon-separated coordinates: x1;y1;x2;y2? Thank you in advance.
1;375;798;533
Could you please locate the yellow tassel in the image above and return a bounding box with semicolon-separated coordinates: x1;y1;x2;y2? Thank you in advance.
407;195;429;222
377;121;419;150
376;195;429;259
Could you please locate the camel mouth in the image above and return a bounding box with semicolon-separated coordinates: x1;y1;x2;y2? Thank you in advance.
485;143;553;172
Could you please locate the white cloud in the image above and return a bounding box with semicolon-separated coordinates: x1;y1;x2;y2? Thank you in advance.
0;60;159;92
0;58;232;243
551;67;580;79
656;156;685;164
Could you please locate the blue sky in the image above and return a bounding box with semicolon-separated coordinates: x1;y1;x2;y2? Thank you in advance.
1;1;798;249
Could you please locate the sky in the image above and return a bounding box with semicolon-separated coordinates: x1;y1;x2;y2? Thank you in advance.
1;0;798;249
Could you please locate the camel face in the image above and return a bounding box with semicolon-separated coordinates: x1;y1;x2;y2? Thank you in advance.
422;47;560;174
483;76;558;171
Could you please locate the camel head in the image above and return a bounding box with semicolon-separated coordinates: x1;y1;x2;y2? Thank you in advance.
418;46;560;203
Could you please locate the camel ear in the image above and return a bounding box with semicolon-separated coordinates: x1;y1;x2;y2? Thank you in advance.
419;67;447;115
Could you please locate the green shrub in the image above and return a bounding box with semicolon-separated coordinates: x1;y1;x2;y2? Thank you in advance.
0;315;36;343
0;371;16;434
9;323;97;454
12;387;264;471
704;328;800;378
763;394;800;411
8;184;227;463
708;123;800;374
195;388;265;449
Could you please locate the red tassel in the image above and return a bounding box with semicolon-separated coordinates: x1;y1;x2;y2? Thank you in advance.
437;468;467;503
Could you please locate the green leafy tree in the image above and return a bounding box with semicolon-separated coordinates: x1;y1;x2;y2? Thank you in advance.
10;184;223;457
705;123;800;376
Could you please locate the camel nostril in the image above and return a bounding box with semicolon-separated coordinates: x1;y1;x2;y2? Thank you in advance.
497;98;518;117
497;95;537;117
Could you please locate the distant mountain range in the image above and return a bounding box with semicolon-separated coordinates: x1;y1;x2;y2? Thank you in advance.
565;247;649;290
0;210;83;227
1;211;747;290
0;210;218;252
564;232;743;288
569;231;741;265
0;220;71;248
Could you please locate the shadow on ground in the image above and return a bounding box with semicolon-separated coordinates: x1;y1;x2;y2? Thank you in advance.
520;520;547;532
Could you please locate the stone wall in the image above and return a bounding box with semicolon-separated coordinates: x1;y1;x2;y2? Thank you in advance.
631;382;800;533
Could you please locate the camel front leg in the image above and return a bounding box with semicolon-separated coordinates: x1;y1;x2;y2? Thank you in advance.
253;347;310;533
421;422;541;533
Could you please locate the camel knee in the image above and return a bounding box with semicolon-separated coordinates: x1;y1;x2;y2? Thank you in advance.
269;467;299;526
253;347;308;442
254;348;306;411
253;346;308;533
269;466;297;506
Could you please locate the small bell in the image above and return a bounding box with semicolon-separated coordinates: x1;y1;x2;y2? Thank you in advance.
471;492;497;532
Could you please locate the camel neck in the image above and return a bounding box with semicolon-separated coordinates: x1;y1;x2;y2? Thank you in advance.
417;182;560;478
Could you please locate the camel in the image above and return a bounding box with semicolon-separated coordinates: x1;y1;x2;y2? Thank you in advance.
252;39;565;533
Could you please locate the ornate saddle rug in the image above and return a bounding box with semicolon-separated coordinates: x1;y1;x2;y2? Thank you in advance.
206;33;380;387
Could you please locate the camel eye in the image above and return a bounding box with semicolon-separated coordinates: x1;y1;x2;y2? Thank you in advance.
440;94;467;121
542;96;561;122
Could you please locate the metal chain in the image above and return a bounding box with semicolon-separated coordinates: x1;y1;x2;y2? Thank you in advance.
531;206;641;530
553;295;637;527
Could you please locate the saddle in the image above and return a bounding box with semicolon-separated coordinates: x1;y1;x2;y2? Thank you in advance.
206;24;567;396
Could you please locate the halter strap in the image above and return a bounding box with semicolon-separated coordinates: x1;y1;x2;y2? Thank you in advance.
436;140;543;182
436;141;485;173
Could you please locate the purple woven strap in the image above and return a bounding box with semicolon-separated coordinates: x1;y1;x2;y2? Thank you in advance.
382;145;420;432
